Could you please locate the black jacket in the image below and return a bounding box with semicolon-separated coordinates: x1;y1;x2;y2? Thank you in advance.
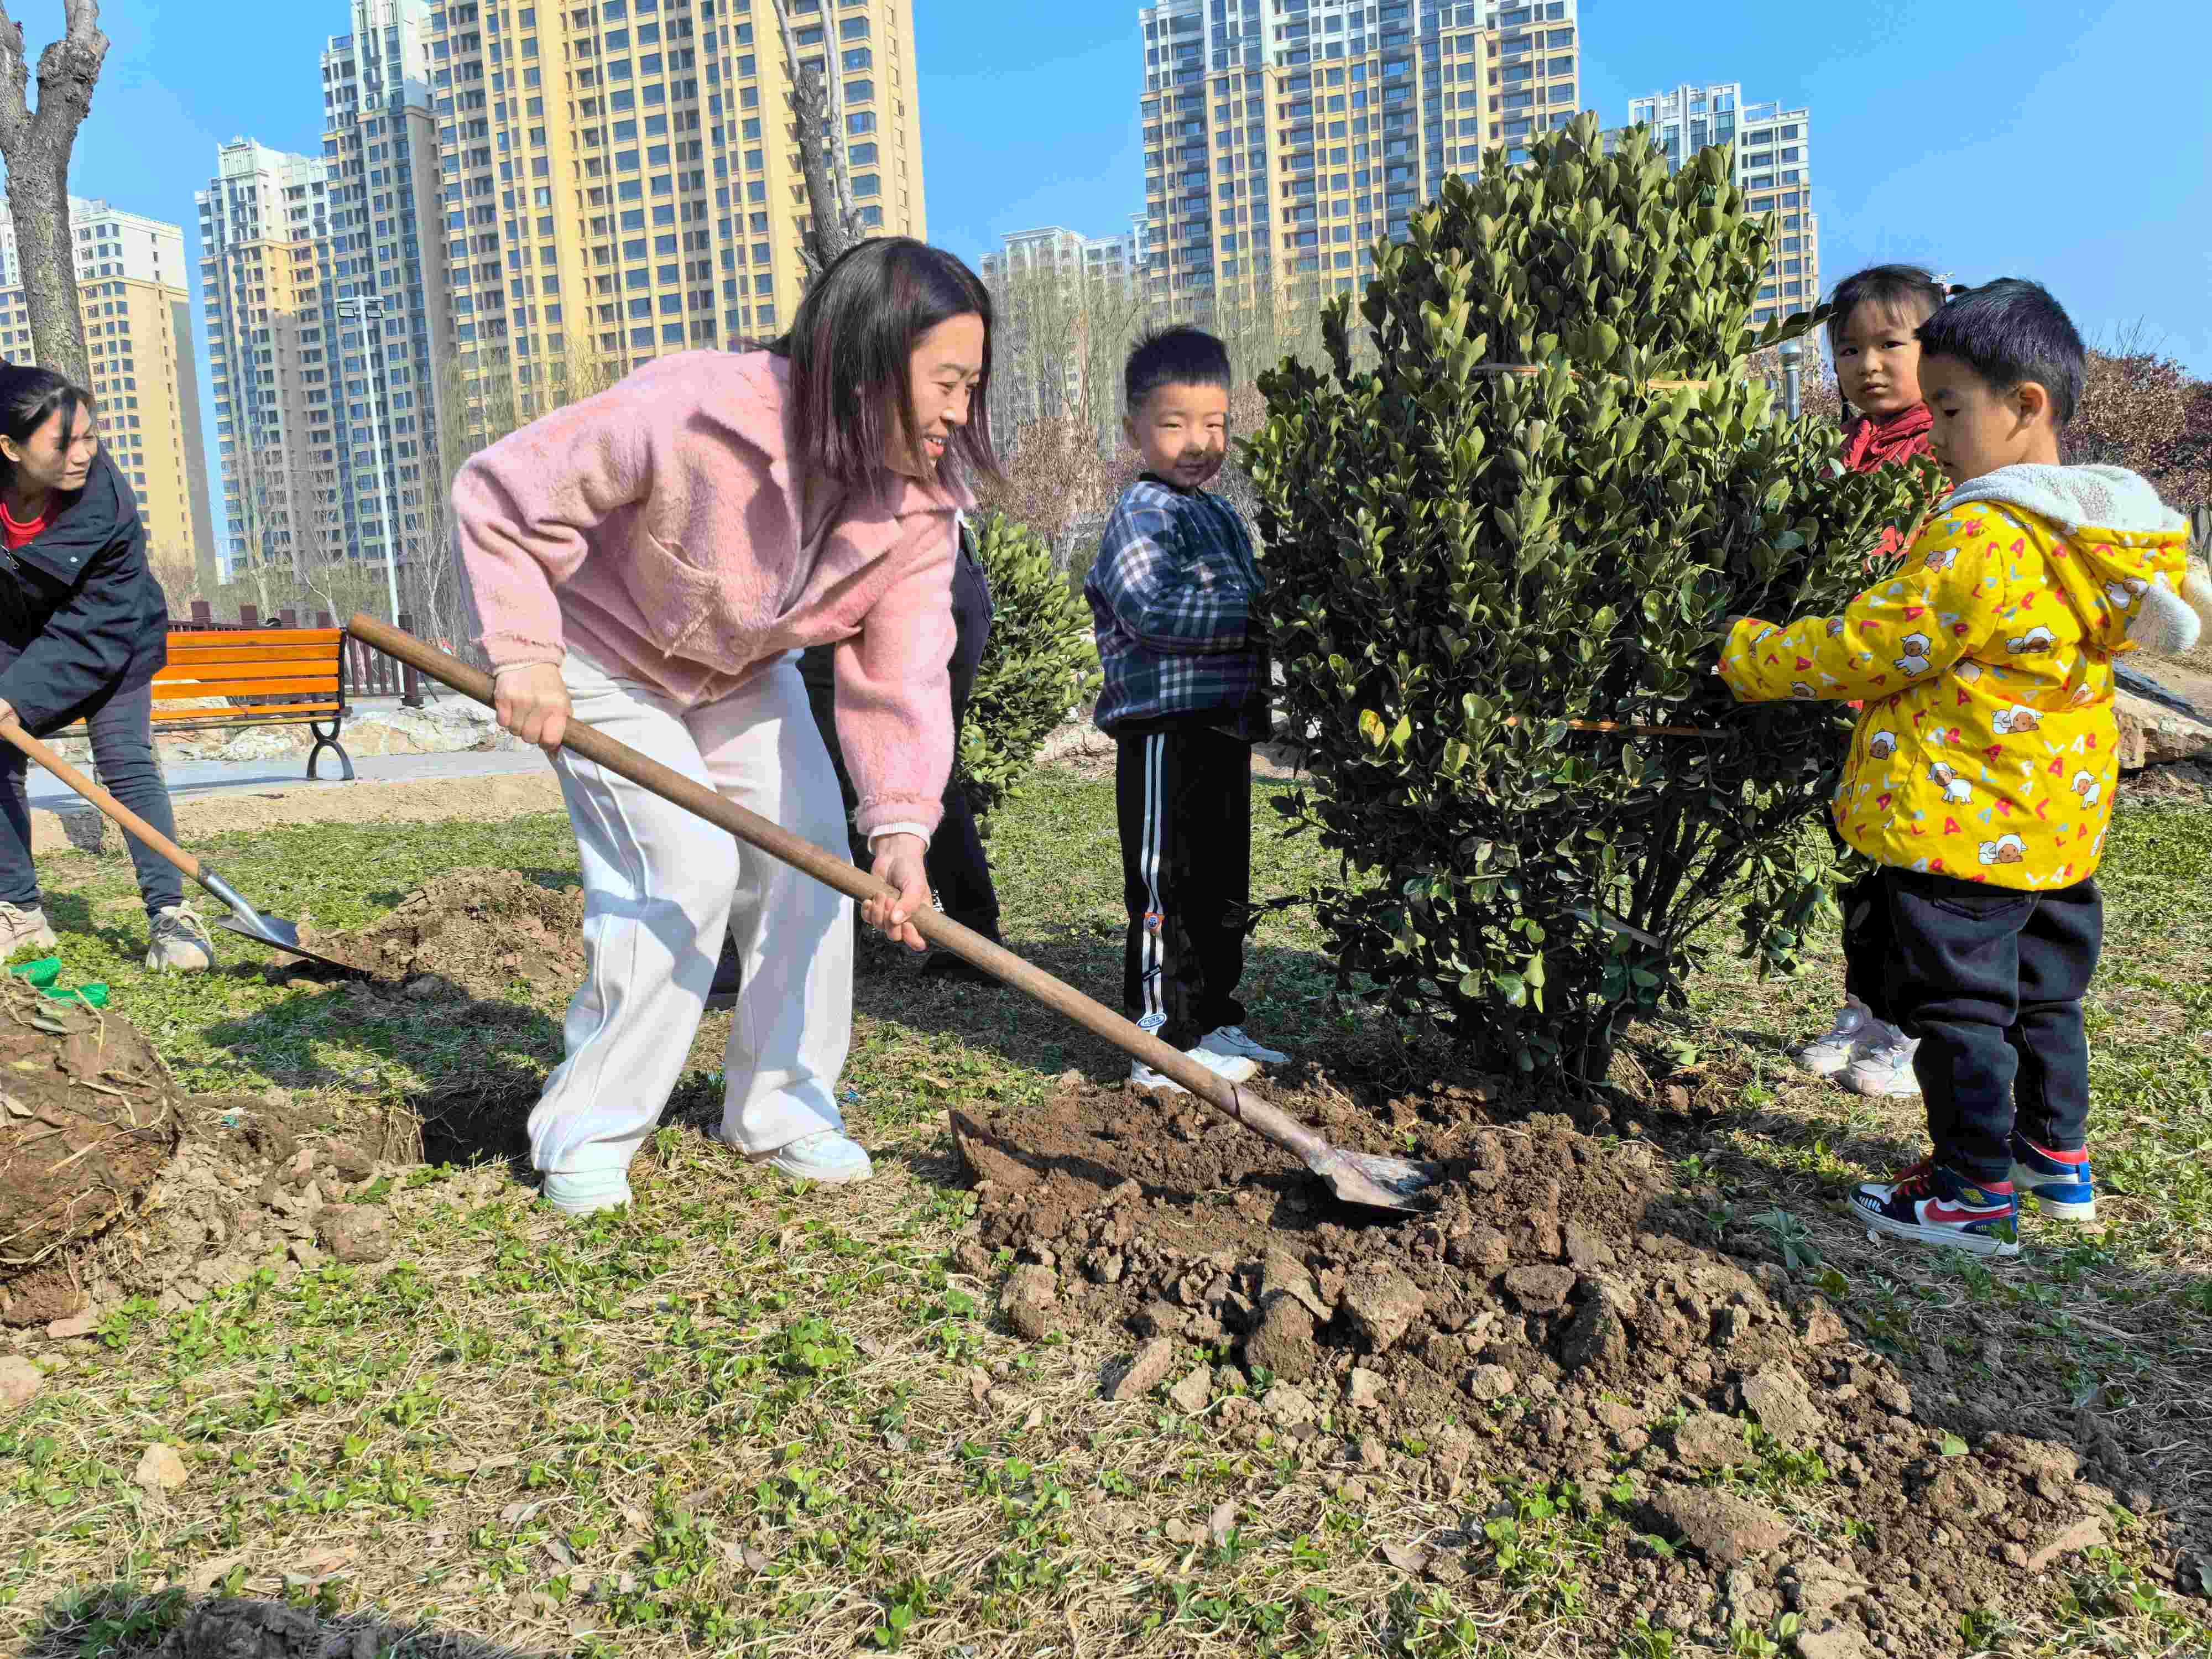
0;451;169;734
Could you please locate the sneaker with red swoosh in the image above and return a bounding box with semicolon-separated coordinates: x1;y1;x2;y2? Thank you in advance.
1853;1164;2020;1259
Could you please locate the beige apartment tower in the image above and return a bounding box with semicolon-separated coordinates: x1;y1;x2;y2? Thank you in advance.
429;0;927;434
197;139;338;586
0;199;220;592
1139;0;1582;319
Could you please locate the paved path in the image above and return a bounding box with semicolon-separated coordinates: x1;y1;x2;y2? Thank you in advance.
27;747;549;812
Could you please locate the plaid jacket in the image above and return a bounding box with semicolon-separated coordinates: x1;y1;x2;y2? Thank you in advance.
1085;474;1269;738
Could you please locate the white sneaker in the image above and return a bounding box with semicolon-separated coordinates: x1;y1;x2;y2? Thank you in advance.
0;900;57;955
145;904;216;973
1792;997;1873;1078
1206;1025;1290;1066
753;1130;874;1185
1842;1026;1923;1099
542;1167;633;1215
1130;1014;1259;1093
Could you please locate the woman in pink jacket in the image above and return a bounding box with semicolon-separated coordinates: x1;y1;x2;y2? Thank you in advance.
452;239;994;1214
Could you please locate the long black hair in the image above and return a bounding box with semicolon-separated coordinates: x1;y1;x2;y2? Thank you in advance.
766;238;998;494
0;364;93;489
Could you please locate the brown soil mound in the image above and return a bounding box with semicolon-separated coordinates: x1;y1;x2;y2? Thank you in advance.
0;980;181;1282
952;1072;2164;1656
315;867;585;1000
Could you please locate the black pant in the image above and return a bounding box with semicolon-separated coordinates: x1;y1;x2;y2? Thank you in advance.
0;679;185;921
1882;869;2102;1186
1839;868;1896;1022
1117;724;1251;1051
793;530;1000;937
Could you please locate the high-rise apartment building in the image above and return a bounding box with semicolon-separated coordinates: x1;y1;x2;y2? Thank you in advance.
1138;0;1582;319
982;222;1145;294
319;0;453;577
1623;83;1819;328
0;197;218;588
199;139;337;585
427;0;927;432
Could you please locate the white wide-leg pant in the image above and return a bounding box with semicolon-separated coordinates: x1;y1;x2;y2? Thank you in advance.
526;648;854;1178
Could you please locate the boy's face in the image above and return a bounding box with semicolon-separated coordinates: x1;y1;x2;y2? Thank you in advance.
1832;300;1932;418
1125;380;1229;488
1920;354;2060;483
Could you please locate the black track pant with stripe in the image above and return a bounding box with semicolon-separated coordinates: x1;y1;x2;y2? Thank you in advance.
1116;725;1251;1052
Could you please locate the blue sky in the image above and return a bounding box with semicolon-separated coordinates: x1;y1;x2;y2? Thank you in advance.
32;0;2212;554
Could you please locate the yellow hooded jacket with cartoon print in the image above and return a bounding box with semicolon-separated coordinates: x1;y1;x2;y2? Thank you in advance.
1720;464;2198;891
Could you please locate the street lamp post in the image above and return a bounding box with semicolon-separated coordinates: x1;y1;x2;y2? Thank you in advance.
336;295;403;627
1779;336;1804;422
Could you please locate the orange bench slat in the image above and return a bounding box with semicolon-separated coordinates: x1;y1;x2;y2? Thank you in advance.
160;646;345;670
148;701;343;723
153;676;340;700
165;628;344;648
154;659;343;684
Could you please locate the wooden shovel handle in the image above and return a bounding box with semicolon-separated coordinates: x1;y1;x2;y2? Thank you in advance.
0;716;206;882
347;615;1336;1165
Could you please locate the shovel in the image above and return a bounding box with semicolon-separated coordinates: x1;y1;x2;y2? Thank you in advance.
0;717;363;974
350;615;1444;1213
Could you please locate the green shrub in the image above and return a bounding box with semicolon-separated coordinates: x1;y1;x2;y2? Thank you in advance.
1243;114;1939;1082
958;510;1101;818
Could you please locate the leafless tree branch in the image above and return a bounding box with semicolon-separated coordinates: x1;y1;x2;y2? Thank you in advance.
0;0;108;386
770;0;862;280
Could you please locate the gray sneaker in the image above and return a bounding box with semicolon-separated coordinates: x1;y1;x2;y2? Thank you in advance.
0;900;57;956
145;904;216;973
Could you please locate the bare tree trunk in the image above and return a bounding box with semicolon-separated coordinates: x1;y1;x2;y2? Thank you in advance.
0;0;108;387
770;0;862;278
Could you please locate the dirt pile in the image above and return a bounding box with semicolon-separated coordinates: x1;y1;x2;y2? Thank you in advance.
311;867;585;1001
0;980;180;1298
952;1074;2166;1656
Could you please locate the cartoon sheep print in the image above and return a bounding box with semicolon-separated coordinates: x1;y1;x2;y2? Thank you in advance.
1718;494;2192;891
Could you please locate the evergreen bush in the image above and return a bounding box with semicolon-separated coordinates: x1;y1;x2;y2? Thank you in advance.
958;510;1102;818
1243;114;1939;1082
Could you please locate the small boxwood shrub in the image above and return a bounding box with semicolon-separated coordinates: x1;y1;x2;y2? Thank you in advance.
958;510;1102;818
1243;114;1939;1081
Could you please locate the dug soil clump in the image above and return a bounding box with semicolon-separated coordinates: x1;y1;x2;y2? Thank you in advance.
0;981;180;1290
952;1072;2168;1656
309;867;585;1001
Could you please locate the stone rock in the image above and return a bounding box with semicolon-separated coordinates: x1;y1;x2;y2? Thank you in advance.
1502;1265;1577;1312
1104;1337;1177;1403
1797;1297;1849;1347
46;1310;98;1340
2026;1515;2106;1574
1558;1296;1627;1373
1342;1266;1426;1354
1242;1292;1318;1382
312;1204;392;1265
1260;1246;1334;1321
1671;1410;1750;1470
1356;1435;1388;1472
1169;1368;1212;1416
0;1355;41;1411
1445;1225;1510;1275
1739;1363;1823;1448
134;1443;190;1492
2115;674;2212;769
1782;1559;1867;1621
1793;1628;1879;1659
1561;1222;1616;1270
1345;1368;1387;1410
1646;1484;1791;1567
999;1265;1060;1340
1463;1363;1517;1404
320;1139;375;1181
1264;1383;1318;1428
1872;1379;1914;1418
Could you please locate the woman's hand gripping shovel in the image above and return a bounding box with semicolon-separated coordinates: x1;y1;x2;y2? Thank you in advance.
349;615;1445;1214
0;717;363;975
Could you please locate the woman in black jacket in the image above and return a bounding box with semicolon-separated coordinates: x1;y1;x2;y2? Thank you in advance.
0;366;215;969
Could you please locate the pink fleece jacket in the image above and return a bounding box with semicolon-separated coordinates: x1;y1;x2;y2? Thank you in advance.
451;349;967;837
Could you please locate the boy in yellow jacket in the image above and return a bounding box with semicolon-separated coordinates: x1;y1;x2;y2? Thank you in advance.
1720;279;2205;1258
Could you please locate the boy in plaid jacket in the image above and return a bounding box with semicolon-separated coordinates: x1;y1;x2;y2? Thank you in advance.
1085;326;1287;1092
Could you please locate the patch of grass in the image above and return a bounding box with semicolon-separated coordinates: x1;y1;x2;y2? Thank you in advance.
4;776;2209;1657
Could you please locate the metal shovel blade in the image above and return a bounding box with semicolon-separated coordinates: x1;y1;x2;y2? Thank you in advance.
1309;1145;1449;1213
201;869;364;975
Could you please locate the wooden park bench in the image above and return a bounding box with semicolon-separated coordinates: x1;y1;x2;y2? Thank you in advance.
143;626;356;780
